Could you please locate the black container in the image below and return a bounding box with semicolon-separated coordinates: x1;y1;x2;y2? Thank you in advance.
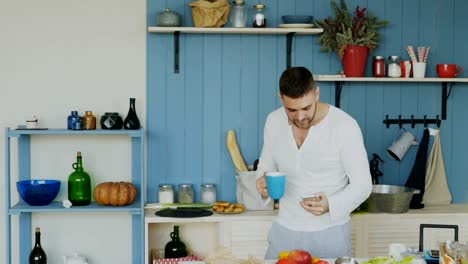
164;225;188;258
100;112;123;129
124;98;141;130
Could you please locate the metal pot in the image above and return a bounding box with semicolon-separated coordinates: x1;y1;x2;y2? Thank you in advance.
365;184;420;213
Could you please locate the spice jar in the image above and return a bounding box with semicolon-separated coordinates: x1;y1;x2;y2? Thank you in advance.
178;184;194;203
200;184;216;204
373;56;385;77
252;4;266;28
158;184;174;204
388;56;402;78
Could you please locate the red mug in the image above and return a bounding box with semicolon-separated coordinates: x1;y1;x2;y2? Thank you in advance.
437;64;463;78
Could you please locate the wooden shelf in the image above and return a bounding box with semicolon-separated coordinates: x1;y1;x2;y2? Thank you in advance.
314;76;468;82
148;26;323;35
8;128;144;137
148;26;323;73
313;76;468;120
10;200;142;214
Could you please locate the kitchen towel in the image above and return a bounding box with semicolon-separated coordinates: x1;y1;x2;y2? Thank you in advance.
422;132;452;205
405;128;430;209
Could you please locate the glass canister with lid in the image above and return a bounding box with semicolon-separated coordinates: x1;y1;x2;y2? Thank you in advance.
178;183;194;203
158;184;174;204
252;4;266;28
200;183;217;204
230;0;248;28
388;55;402;77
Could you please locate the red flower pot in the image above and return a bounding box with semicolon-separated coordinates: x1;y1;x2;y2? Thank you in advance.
342;45;369;77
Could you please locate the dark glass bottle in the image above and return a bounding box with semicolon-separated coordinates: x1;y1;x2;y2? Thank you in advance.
164;225;188;258
67;111;82;130
29;227;47;264
68;151;91;206
82;111;96;130
123;98;140;130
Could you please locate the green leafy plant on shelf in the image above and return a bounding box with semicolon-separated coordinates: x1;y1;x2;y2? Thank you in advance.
316;0;389;59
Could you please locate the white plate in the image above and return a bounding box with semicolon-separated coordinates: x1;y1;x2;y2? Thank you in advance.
279;23;314;28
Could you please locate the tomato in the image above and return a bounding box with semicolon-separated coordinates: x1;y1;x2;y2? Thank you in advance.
314;260;329;264
277;259;295;264
287;250;313;264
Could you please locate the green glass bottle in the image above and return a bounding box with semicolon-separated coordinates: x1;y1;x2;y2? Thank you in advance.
164;225;188;258
68;151;91;206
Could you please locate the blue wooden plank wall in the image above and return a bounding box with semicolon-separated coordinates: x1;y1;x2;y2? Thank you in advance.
147;0;468;203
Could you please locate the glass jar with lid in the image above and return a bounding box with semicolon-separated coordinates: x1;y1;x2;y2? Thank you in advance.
388;55;402;77
158;184;174;204
178;183;194;203
200;183;217;204
230;0;248;28
252;4;266;28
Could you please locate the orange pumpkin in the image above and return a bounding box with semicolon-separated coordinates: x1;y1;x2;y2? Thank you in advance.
93;182;137;206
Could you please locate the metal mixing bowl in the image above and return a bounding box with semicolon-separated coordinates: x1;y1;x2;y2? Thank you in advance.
335;257;359;264
365;184;420;213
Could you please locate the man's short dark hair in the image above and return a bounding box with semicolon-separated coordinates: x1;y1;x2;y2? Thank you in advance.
279;67;317;98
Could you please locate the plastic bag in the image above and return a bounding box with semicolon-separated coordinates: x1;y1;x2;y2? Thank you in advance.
236;171;273;211
189;0;230;27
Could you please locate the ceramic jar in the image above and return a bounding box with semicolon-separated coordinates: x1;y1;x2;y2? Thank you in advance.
100;112;123;130
157;8;181;27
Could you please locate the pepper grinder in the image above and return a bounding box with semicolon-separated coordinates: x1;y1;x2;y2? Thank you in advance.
370;153;384;184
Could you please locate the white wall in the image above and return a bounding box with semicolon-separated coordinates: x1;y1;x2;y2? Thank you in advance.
0;0;146;263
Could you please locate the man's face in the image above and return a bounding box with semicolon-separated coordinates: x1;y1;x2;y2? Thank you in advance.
281;89;319;129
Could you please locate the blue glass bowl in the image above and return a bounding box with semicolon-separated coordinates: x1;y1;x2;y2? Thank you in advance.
281;15;313;24
17;180;61;206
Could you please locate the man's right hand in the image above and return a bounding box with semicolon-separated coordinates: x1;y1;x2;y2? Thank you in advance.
256;175;269;199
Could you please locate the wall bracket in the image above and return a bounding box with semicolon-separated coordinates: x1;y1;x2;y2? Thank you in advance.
286;32;295;68
174;31;180;73
335;81;344;108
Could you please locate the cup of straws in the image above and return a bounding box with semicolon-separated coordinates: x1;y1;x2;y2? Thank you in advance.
406;45;430;78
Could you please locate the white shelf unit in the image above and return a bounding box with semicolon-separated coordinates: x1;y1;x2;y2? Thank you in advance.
144;210;277;264
314;76;468;121
147;26;323;73
4;128;145;264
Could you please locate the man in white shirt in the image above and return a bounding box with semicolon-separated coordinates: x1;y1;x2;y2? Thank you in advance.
256;67;372;259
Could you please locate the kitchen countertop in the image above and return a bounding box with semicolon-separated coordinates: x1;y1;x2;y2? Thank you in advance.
145;209;278;223
145;204;468;223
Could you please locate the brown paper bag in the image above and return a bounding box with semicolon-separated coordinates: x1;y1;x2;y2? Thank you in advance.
189;0;230;27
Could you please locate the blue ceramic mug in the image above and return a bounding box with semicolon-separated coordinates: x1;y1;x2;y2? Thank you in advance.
266;172;286;200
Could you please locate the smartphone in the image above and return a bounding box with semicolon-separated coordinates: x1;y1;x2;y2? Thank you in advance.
429;250;439;258
301;194;320;201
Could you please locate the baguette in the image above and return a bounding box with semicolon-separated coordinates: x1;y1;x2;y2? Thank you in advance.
226;130;249;172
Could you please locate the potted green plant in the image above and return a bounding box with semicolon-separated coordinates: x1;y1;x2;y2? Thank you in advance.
316;0;389;77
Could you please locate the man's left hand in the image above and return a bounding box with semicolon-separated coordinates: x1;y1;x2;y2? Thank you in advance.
300;192;329;216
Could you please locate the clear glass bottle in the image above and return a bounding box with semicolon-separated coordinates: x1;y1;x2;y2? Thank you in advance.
177;184;194;203
158;184;174;204
82;111;96;130
200;183;216;204
164;225;188;258
29;227;47;264
252;4;266;28
388;55;402;77
124;98;141;130
68;151;91;206
231;0;248;28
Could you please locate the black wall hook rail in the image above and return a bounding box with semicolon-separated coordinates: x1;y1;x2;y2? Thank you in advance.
383;114;441;128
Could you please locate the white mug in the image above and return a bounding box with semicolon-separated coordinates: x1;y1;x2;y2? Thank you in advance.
387;130;418;161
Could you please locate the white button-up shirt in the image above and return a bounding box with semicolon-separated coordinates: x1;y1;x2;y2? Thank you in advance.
257;105;372;231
